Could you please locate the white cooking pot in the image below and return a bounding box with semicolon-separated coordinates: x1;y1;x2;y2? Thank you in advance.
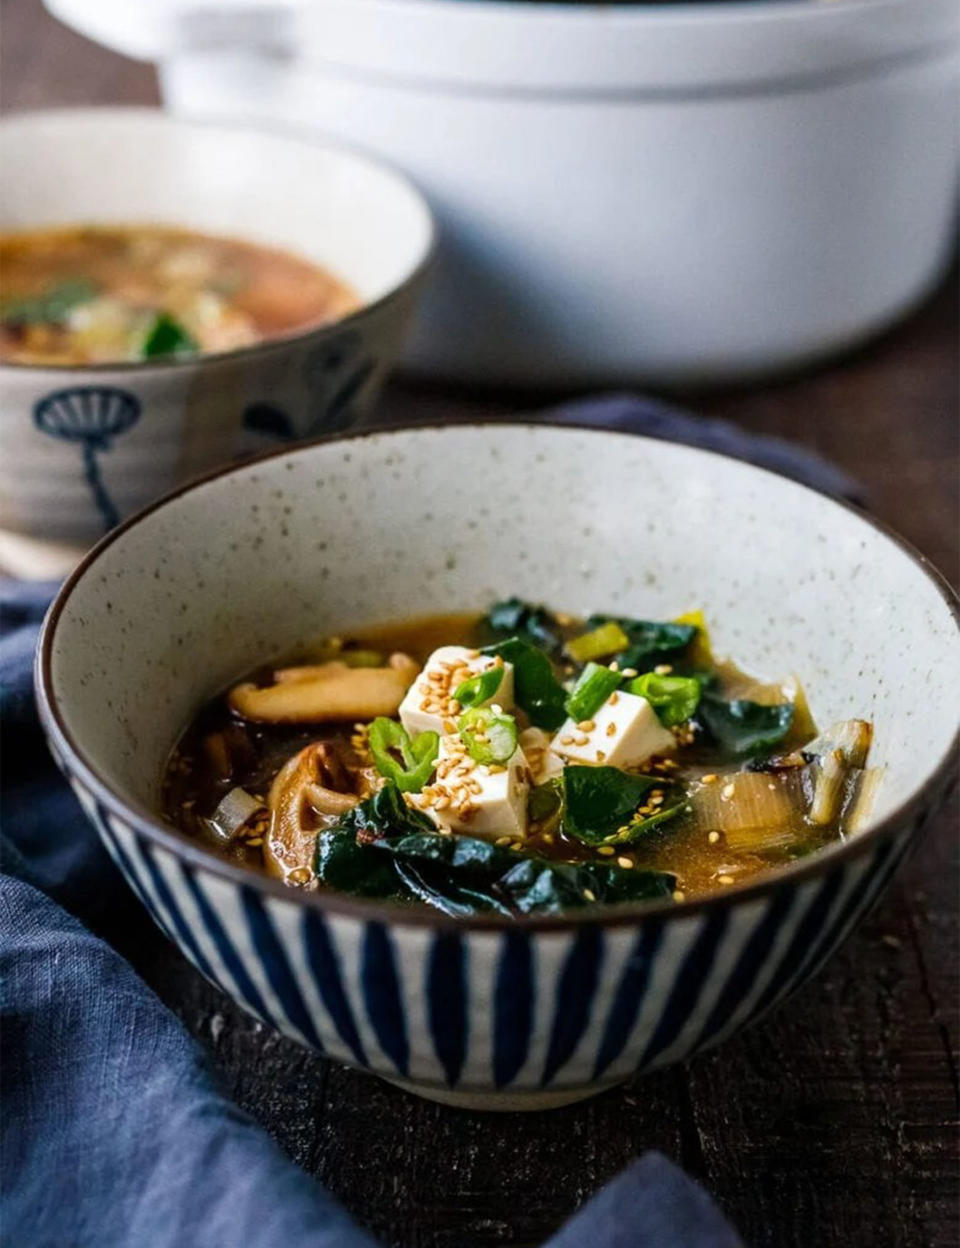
48;0;960;386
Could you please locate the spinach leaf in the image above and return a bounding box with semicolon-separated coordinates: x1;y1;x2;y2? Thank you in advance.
481;636;567;730
142;311;198;359
587;616;696;673
327;783;436;843
562;765;664;845
484;597;562;653
1;278;97;327
699;694;794;757
394;860;516;918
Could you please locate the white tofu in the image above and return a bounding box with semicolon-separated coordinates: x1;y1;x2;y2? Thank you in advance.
551;690;675;770
399;645;514;738
519;727;565;784
412;734;530;841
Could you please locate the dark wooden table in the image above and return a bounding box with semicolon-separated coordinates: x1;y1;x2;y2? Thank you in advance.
4;4;958;1244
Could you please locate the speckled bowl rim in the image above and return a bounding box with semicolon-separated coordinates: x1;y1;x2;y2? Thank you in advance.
35;420;960;931
0;107;436;376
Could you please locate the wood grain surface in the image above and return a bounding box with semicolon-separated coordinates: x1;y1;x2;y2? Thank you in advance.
3;3;958;1244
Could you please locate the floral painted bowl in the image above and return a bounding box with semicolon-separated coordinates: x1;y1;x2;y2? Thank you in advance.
0;109;433;559
36;424;960;1110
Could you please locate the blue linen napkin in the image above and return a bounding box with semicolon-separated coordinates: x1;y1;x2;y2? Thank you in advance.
1;393;857;1247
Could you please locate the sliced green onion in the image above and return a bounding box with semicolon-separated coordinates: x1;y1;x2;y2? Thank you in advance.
565;621;630;664
453;665;504;711
367;718;439;793
565;662;622;723
628;672;702;727
458;706;518;765
142;311;198;359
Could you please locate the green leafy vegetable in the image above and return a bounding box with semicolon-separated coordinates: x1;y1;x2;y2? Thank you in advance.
602;803;688;845
453;665;504;710
527;777;565;838
0;278;98;326
317;823;674;916
587;616;696;673
326;783;437;844
367;718;439;793
699;695;794;757
481;637;567;730
501;857;675;913
565;621;630;664
458;706;518;765
562;765;665;845
628;672;702;727
315;829;405;898
565;662;622;723
484;598;562;653
142;311;198;359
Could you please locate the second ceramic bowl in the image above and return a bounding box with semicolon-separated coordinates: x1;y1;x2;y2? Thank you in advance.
0;108;433;556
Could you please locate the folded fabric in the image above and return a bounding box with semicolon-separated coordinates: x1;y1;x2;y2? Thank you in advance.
5;392;858;1248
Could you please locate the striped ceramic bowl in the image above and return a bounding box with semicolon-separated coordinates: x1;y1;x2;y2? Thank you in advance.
36;424;959;1109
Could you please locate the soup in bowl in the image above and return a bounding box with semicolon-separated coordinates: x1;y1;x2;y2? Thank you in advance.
36;424;960;1109
0;109;432;557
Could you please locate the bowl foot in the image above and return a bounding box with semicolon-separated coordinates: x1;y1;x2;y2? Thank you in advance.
379;1074;625;1111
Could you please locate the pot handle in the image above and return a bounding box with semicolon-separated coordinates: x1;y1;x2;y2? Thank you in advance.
44;0;295;61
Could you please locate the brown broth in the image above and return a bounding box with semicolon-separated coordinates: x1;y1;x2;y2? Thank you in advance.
0;224;359;364
162;612;850;905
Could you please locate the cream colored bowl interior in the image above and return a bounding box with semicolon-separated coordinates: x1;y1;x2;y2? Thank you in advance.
1;109;433;305
45;426;959;833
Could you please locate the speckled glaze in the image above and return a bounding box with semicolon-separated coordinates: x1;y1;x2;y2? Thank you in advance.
0;110;433;550
36;425;960;1109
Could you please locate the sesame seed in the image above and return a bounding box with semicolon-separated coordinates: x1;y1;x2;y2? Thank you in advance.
702;774;718;784
510;841;524;852
617;856;634;870
575;735;590;747
672;889;686;902
596;750;607;763
609;692;620;705
578;719;596;732
597;845;615;856
769;782;777;790
621;667;638;679
582;889;596;902
289;867;311;885
246;837;263;847
542;833;555;845
721;783;736;800
444;719;457;734
654;664;673;676
495;836;512;846
708;831;720;844
605;722;616;737
718;874;735;886
489;763;506;774
608;661;620;672
561;734;576;745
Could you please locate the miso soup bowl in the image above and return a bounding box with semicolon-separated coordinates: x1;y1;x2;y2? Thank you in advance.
36;424;960;1110
0;109;433;564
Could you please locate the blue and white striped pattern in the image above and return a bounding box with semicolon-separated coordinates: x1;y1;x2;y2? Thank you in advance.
65;767;917;1107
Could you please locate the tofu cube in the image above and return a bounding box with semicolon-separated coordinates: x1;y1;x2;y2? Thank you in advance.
551;690;675;770
412;734;530;841
519;727;565;784
399;645;514;738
